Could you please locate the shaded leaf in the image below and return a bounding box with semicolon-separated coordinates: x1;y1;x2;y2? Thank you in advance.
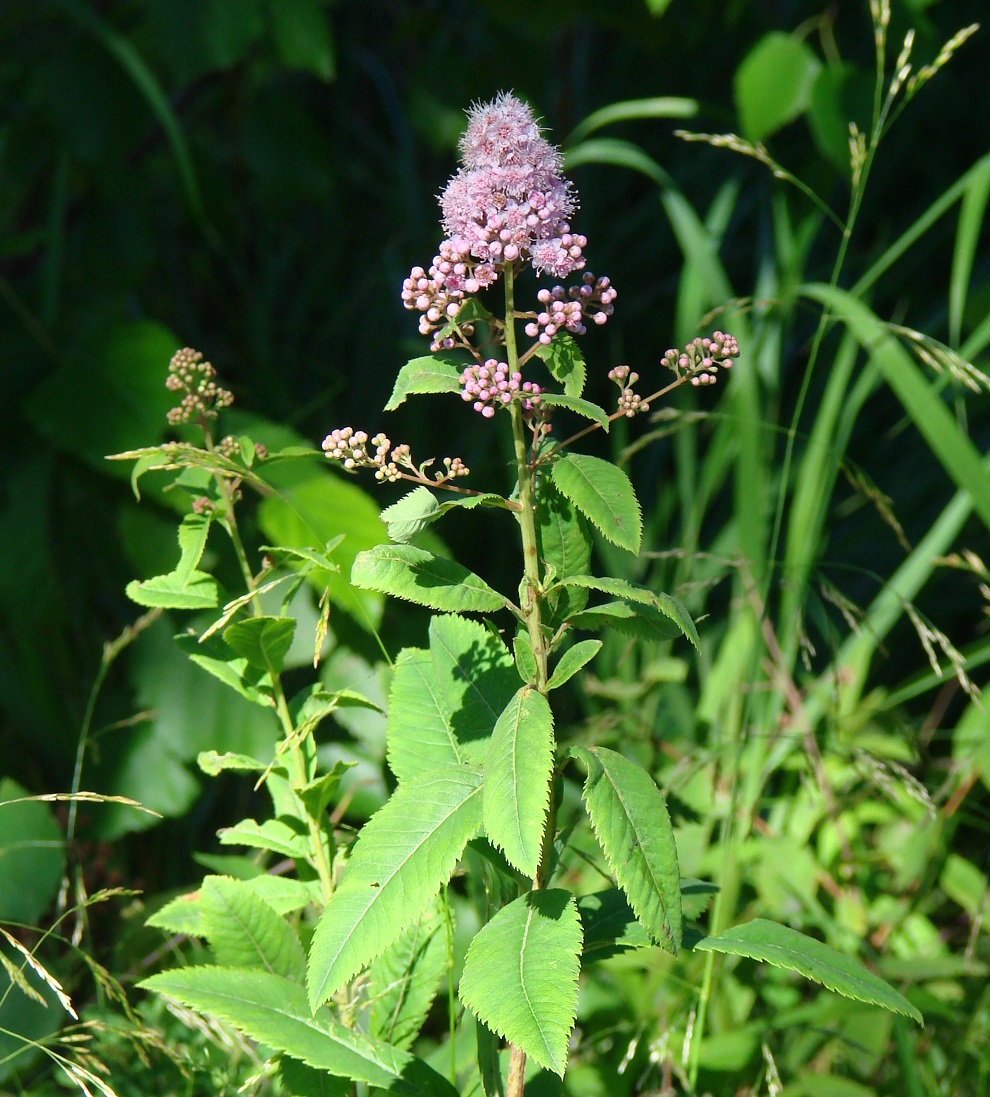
533;333;587;397
352;545;510;614
223;616;297;674
567;599;687;643
546;639;602;690
557;575;700;648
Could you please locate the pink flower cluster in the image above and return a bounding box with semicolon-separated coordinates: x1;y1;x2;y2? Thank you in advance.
322;427;469;483
165;347;233;425
460;360;541;418
608;365;650;417
402;93;592;341
661;331;740;386
524;273;617;344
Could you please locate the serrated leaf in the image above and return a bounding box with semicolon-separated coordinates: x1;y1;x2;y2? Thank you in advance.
483;687;554;878
200;876;306;982
368;900;448;1050
384;355;464;411
567;599;685;643
534;333;587;397
459;890;582;1077
550;453;642;554
557;576;700;649
381;487;442;543
184;649;273;706
546;639;602;690
307;765;482;1008
351;545;510;614
539;393;610;431
223;616;297;674
296;761;355;820
694;919;922;1024
176;513;212;582
573;746;681;953
279;1058;351;1097
577;889;651;962
429;615;519;759
126;569;219;610
219;818;309;859
140;967;458;1097
146;892;204;937
380;488;509;544
385;649;461;783
240;876;323;916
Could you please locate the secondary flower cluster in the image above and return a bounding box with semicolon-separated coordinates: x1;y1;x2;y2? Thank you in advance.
166;347;234;425
608;365;649;417
662;331;740;386
460;360;542;418
524;274;617;344
322;427;469;484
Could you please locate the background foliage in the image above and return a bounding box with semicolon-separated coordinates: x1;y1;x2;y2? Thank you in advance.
2;0;989;1094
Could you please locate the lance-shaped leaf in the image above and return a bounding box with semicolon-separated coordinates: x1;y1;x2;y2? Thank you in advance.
694;919;923;1024
223;616;297;674
219;818;310;859
534;332;587;397
351;545;510;614
536;482;592;627
141;967;459;1097
368;900;448;1051
557;576;700;649
430;615;519;755
550;453;642;554
546;639;602;690
567;599;685;643
384;354;464;411
308;765;482;1009
200;876;306;982
573;746;681;953
459;890;582;1078
386;649;461;783
483;687;554;878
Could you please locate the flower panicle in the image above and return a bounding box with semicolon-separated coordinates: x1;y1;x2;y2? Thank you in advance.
322;427;469;485
166;347;233;425
661;331;740;387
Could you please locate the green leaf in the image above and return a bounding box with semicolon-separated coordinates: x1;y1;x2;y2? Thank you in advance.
0;780;66;924
735;32;821;142
566;97;697;144
351;545;510;614
239;875;323;916
198;750;269;776
533;333;587;397
223;616;297;674
126;569;219;610
550;454;642;554
429;615;519;758
368;900;448;1051
536;481;592;626
512;632;538;686
381;487;442;544
307;764;482;1008
459;890;582;1077
573;746;681;953
296;761;355;820
546;639;602;690
385;649;461;783
556;576;700;649
538;393;610;430
483;687;554;878
567;599;687;643
270;0;335;80
146;892;204;937
380;488;509;543
219;817;309;859
175;513;212;582
694;919;923;1024
384;355;464;411
279;1058;351;1097
577;888;651;962
140;967;458;1096
200;876;307;982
